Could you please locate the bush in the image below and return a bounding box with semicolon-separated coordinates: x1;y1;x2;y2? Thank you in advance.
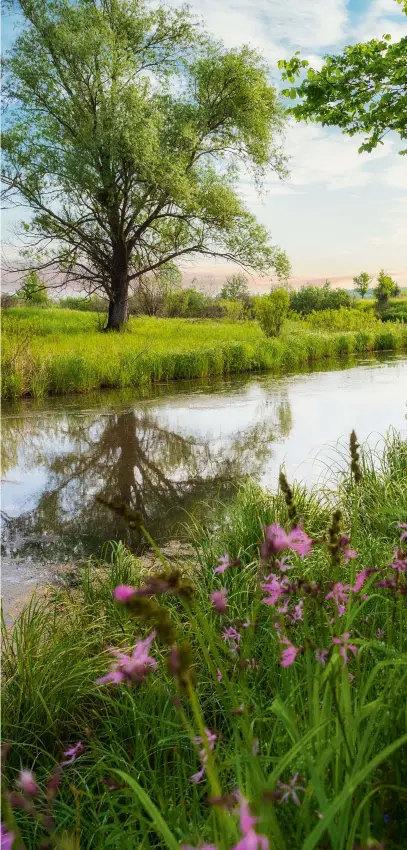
290;284;351;315
374;270;399;306
381;305;407;323
305;307;379;331
254;288;290;337
219;299;243;322
59;295;108;313
17;271;48;305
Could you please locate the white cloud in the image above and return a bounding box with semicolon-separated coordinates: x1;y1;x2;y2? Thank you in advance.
381;157;407;190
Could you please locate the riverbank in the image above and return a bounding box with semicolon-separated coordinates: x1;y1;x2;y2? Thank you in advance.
2;432;407;849
2;308;407;398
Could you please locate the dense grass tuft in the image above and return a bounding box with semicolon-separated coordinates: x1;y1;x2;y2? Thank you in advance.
2;433;407;849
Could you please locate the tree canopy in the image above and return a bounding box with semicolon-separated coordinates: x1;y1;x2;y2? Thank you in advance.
278;1;407;154
2;0;290;328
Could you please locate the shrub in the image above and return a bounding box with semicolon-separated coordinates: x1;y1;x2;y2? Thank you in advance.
381;305;407;323
17;271;48;305
59;295;108;312
374;270;399;306
219;299;243;322
254;288;290;337
290;285;351;315
305;307;379;331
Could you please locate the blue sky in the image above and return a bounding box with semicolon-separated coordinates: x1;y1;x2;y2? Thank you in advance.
2;0;407;289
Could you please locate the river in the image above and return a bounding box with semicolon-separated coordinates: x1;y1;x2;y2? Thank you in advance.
2;353;407;615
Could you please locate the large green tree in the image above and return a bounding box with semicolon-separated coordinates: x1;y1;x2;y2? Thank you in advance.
278;0;407;154
2;0;289;329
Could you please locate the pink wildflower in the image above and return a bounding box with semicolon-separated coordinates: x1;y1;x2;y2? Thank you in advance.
279;637;300;667
332;632;357;666
17;770;40;797
339;534;357;563
1;824;15;850
232;795;269;850
215;553;232;575
61;742;84;766
261;573;287;606
216;668;223;682
96;633;157;686
289;601;304;622
325;582;350;612
182;845;218;850
289;525;313;557
398;522;407;542
114;584;136;602
222;626;241;652
352;569;376;593
261;524;290;558
276;556;294;573
190;729;217;784
315;649;328;666
277;773;305;806
210;589;228;613
389;547;407;573
376;627;385;639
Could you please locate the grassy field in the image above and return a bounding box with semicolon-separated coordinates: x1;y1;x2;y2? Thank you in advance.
2;307;407;399
2;432;407;849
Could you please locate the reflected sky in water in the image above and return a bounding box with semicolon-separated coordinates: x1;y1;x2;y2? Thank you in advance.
2;354;406;569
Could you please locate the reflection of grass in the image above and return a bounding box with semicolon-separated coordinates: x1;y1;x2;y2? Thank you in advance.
2;433;407;848
2;308;407;398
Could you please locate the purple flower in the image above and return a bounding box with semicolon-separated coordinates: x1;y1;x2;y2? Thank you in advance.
232;796;269;850
332;632;357;666
389;547;407;573
210;589;228;613
338;534;357;563
325;582;350;612
17;770;40;797
216;668;223;682
352;569;377;593
214;553;232;574
1;824;15;850
277;773;305;806
276;556;294;574
222;626;241;652
96;633;157;686
288;525;313;557
398;522;407;542
279;638;300;668
261;524;290;558
376;627;385;639
61;741;84;766
289;601;303;622
114;584;136;602
315;649;328;666
190;729;217;784
261;573;287;606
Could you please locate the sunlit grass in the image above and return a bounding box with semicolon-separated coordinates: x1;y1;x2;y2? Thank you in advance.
2;308;407;398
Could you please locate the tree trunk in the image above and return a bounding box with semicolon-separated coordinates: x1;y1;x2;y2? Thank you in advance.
105;246;129;331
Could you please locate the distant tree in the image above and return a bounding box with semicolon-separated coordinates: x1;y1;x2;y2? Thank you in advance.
17;271;48;305
374;270;398;305
220;272;249;301
353;272;372;299
278;1;407;154
136;263;182;316
254;288;290;337
2;0;289;331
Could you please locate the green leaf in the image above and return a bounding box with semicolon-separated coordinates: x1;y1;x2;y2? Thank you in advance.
113;770;180;850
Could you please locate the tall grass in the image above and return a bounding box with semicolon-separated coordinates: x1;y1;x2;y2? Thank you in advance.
2;432;407;849
2;309;407;399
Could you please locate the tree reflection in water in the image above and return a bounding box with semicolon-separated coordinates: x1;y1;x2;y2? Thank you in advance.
1;391;292;562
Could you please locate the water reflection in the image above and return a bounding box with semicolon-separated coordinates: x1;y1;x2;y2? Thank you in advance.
1;390;290;561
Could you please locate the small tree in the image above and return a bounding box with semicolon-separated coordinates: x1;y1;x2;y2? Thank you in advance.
374;270;398;306
17;271;48;305
353;272;372;299
254;288;290;337
220;273;249;301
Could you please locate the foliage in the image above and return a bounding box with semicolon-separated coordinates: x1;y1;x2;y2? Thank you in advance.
17;271;48;305
58;295;109;313
305;307;379;331
381;304;407;323
2;308;407;398
2;0;289;328
278;5;407;154
2;433;407;849
353;272;372;299
220;272;249;301
289;286;352;316
254;289;290;337
374;270;399;305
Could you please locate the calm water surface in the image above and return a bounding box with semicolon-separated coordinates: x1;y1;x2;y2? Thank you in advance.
2;355;407;580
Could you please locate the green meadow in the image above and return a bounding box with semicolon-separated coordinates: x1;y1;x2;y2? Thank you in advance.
2;307;407;399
